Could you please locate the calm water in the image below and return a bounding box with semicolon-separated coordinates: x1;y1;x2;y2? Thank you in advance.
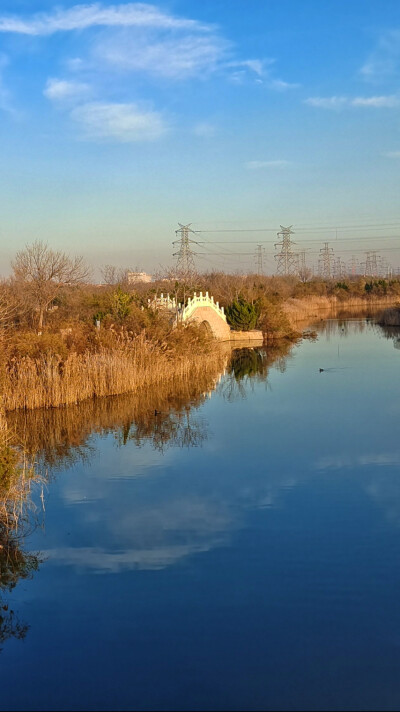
1;319;400;711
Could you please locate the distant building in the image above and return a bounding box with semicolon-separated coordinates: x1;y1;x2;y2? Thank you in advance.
127;271;152;284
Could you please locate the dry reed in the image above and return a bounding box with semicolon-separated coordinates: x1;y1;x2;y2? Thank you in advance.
282;295;399;329
1;332;228;412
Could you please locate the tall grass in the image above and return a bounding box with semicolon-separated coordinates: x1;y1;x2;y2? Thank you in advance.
1;331;228;411
7;352;230;466
282;295;399;328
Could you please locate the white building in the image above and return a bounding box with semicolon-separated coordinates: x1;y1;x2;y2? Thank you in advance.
127;271;152;284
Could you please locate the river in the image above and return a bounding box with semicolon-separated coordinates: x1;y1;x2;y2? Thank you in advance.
1;317;399;711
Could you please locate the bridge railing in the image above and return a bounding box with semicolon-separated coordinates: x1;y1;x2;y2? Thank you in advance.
149;291;227;323
180;292;227;323
148;293;178;310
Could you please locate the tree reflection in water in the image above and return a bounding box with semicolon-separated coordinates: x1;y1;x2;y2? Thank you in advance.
375;323;400;349
220;341;295;401
1;341;296;636
0;423;42;650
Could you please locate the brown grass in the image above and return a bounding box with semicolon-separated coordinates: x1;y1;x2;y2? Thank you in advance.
7;350;230;465
0;329;228;412
378;306;400;327
282;295;399;329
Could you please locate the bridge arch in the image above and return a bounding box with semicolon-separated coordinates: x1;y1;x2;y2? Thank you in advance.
150;291;262;341
179;293;232;340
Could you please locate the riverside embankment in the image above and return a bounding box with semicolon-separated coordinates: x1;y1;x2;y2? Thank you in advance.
282;295;399;330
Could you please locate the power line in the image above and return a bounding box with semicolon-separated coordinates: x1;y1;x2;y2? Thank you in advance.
196;235;400;244
195;222;400;234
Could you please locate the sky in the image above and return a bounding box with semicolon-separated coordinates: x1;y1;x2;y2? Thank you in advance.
0;0;400;277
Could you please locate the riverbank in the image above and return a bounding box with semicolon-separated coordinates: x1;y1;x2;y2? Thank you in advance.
1;330;229;411
282;295;399;330
1;292;398;413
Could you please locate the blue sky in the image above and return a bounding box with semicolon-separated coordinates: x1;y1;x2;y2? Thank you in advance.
0;1;400;276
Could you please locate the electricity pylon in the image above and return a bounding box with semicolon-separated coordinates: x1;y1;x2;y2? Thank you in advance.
318;242;334;279
364;251;379;277
274;226;299;276
173;223;198;277
255;244;265;275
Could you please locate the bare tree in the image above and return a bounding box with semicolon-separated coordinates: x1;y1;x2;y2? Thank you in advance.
101;264;130;287
153;266;201;316
0;284;17;345
12;241;89;331
298;265;313;283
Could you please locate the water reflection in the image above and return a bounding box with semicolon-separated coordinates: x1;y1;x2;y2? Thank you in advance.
220;340;294;400
7;341;296;466
2;341;297;585
7;359;227;466
1;321;397;635
2;317;400;709
375;323;400;348
0;427;42;650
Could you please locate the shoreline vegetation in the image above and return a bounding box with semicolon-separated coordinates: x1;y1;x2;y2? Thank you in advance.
0;416;42;647
1;241;399;412
378;305;400;327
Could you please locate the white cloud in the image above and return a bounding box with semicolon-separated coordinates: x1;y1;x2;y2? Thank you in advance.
66;57;85;72
384;151;400;158
193;122;216;137
305;94;399;109
268;78;300;91
305;95;347;109
41;542;225;572
0;3;208;36
0;53;20;117
245;160;290;170
227;59;269;77
315;451;400;471
70;101;167;141
94;32;227;79
352;95;399;107
360;29;400;81
44;77;91;102
226;58;298;90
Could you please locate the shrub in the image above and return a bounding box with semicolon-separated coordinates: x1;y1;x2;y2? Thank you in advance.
225;296;259;331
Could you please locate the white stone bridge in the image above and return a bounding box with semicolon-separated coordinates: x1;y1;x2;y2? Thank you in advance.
150;292;263;342
150;291;231;339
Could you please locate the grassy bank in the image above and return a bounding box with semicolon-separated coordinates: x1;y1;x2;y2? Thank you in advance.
2;250;400;412
282;295;399;329
1;327;228;411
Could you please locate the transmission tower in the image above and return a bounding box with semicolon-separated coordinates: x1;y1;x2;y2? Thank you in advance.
364;251;379;277
333;257;346;280
173;223;198;276
384;261;393;279
349;255;358;277
318;242;334;279
274;226;299;276
255;244;265;275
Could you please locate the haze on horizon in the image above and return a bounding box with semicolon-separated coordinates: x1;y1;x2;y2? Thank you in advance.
0;0;399;278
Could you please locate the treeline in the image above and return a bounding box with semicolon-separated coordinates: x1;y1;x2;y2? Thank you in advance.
0;241;399;410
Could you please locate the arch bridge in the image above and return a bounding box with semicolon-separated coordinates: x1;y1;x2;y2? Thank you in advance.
151;292;231;340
